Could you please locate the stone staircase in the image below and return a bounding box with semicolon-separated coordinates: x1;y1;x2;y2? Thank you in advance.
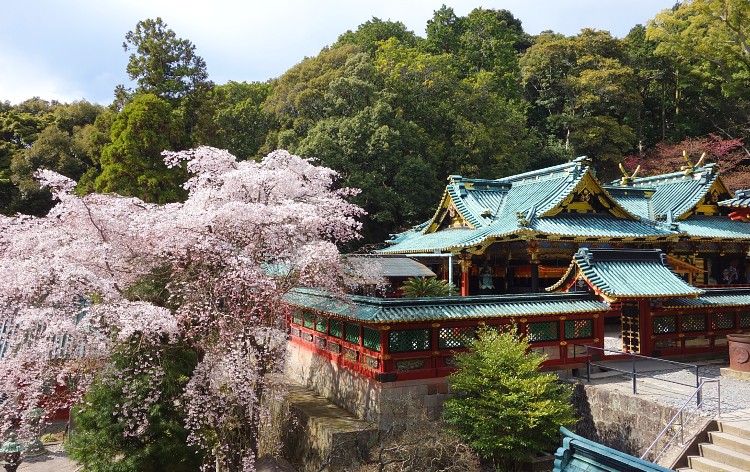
679;420;750;472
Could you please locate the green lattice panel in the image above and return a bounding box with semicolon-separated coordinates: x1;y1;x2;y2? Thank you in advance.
438;327;476;349
344;323;360;345
526;321;558;342
389;329;431;353
292;310;303;325
712;313;736;330
653;316;677;334
315;316;327;333
303;312;314;329
329;319;342;338
362;327;381;352
740;313;750;329
564;319;593;340
681;314;707;333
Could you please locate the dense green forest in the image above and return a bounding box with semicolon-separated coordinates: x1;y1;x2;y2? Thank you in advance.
2;1;750;244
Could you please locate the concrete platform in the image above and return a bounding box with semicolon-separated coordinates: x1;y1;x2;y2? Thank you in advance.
720;367;750;381
17;444;79;472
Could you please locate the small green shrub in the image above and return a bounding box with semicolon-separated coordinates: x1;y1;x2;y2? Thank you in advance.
401;277;454;297
442;329;576;470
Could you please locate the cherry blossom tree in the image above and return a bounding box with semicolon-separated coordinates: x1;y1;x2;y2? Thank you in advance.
0;147;365;470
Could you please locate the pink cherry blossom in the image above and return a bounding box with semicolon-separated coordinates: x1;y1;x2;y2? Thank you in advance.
0;147;364;470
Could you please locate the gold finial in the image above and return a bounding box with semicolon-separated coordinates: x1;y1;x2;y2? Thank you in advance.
619;163;641;185
695;152;706;168
681;151;707;176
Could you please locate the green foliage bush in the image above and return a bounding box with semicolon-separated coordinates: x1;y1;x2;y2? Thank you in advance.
442;329;576;470
66;342;202;472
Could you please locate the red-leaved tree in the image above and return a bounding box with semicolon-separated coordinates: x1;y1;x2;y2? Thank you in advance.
622;135;750;190
0;147;364;470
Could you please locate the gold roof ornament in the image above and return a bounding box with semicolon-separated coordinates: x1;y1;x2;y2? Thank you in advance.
618;163;641;186
681;151;707;176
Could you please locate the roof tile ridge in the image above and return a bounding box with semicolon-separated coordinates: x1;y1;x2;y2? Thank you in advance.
631;164;717;185
535;176;582;214
446;183;484;229
499;156;587;183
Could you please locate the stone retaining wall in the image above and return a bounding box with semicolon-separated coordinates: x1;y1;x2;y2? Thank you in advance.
286;344;695;464
285;343;451;426
571;382;680;457
261;377;376;471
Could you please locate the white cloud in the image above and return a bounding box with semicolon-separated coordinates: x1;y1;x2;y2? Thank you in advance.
0;49;88;105
0;0;678;104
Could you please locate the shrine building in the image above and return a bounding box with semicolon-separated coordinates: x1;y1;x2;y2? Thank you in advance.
283;156;750;424
377;155;749;293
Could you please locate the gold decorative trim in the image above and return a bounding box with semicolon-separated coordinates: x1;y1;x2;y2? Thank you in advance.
433;351;441;356
432;323;441;328
560;341;568;346
560;316;567;320
383;355;392;360
381;325;390;331
520;318;528;323
593;338;600;343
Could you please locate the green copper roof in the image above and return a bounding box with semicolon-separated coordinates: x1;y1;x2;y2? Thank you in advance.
663;288;750;309
549;248;704;299
284;288;609;324
531;214;668;239
719;189;750;208
380;158;677;254
554;427;673;472
381;158;747;256
674;216;750;239
381;214;673;255
377;227;491;254
604;186;655;220
615;164;721;219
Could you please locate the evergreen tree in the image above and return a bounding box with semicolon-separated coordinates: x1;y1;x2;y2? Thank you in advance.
443;330;576;470
94;94;187;203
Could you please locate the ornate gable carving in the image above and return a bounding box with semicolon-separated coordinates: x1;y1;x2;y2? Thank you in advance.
544;172;633;219
681;177;732;219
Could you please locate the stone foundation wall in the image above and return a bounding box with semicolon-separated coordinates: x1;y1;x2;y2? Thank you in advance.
285;345;696;466
285;344;452;426
272;385;377;472
571;382;679;457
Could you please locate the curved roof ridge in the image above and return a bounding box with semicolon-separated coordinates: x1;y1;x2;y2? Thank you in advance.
629;163;717;186
719;189;750;208
566;248;704;299
500;156;589;183
534;176;584;215
446;184;483;229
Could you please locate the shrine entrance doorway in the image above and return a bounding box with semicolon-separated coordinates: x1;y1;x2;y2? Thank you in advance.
620;302;642;354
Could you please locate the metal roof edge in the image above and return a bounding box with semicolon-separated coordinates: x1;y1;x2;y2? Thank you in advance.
286;287;605;309
629;163;718;185
500;156;589;183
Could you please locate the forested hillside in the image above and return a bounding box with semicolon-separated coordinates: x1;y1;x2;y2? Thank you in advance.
3;1;750;244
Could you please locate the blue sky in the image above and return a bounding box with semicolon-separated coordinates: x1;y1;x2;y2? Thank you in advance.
0;0;677;105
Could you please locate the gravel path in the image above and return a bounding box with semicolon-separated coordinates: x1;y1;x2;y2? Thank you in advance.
584;359;750;420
